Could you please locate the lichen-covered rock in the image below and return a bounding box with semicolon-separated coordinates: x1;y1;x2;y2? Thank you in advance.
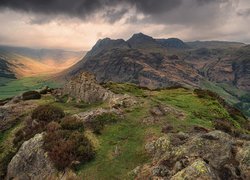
73;108;120;123
152;165;170;177
7;133;57;180
108;94;137;109
63;72;114;103
171;159;217;180
138;130;249;179
145;135;171;157
0;101;38;132
236;142;250;178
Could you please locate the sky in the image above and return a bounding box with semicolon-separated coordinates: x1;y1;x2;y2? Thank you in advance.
0;0;250;51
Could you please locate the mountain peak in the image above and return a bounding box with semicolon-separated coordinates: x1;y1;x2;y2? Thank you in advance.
127;33;162;49
86;38;129;57
129;33;154;41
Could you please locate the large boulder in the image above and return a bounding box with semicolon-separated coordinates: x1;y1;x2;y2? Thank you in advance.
21;91;41;100
145;136;171;157
137;130;249;179
171;159;217;180
63;72;114;103
7;133;57;180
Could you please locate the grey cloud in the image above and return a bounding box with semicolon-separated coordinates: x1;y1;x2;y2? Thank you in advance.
0;0;182;21
103;8;128;23
237;8;250;17
0;0;237;27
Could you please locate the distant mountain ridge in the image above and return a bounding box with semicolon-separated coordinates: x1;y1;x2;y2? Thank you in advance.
62;32;248;90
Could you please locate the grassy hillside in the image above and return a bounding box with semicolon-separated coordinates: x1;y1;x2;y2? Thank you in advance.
200;80;250;117
0;83;248;179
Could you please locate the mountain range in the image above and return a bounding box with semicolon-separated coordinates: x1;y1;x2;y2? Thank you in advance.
63;33;249;90
59;33;250;117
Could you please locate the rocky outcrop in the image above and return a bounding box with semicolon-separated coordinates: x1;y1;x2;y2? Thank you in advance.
73;108;121;123
136;130;250;179
7;133;57;180
63;72;114;103
171;159;217;180
21;91;41;100
0;101;38;132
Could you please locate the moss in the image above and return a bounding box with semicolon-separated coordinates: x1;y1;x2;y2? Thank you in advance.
193;160;209;174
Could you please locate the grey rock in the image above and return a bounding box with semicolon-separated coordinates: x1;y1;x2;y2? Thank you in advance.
171;159;217;180
145;135;171;157
21;91;41;101
236;142;250;178
73;108;120;123
63;72;114;103
152;165;170;177
176;132;189;140
7;133;57;180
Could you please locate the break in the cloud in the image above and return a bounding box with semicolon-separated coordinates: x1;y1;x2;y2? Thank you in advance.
0;0;249;50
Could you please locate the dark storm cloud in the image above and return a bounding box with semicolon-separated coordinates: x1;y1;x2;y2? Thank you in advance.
0;0;182;20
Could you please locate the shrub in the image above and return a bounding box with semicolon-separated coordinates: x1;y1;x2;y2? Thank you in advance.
43;129;95;171
87;118;104;134
31;104;65;122
46;138;75;171
213;119;233;134
46;121;61;132
14;104;65;147
0;151;16;179
13;119;47;147
60;116;84;131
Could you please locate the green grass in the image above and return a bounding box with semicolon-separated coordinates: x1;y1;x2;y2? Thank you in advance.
77;87;241;179
103;82;147;97
37;95;106;115
200;80;239;104
200;80;250;118
0;76;62;99
151;88;232;129
0;122;24;178
0;77;13;86
78;103;159;179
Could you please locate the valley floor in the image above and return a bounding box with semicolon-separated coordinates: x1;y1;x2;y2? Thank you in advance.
0;76;61;99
